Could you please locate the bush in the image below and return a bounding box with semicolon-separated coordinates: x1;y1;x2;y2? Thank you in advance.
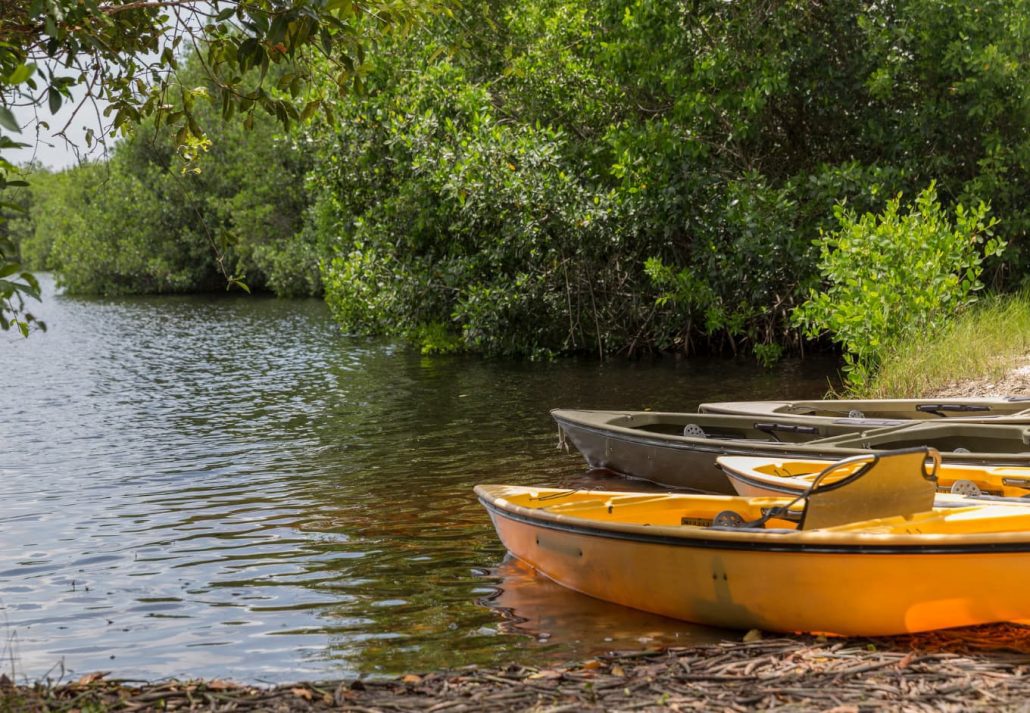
310;0;1030;359
792;184;1004;387
314;37;658;358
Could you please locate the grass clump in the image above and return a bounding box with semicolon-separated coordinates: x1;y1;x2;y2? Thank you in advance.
857;293;1030;398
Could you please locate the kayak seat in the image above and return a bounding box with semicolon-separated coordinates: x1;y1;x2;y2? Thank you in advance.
707;447;940;532
799;447;940;530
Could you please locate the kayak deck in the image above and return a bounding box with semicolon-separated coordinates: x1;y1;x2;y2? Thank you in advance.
484;485;1030;537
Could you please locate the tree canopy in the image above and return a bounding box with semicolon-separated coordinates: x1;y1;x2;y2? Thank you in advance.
0;0;435;334
6;0;1028;369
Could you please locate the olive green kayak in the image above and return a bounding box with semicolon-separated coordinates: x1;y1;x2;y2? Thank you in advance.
698;397;1030;421
551;408;1030;493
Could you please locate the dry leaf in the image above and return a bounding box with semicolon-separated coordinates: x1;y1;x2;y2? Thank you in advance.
75;672;108;687
743;629;763;642
528;669;563;680
205;680;235;691
610;664;626;677
334;683;357;706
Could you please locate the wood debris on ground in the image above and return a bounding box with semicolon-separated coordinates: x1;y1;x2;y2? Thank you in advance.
4;623;1030;712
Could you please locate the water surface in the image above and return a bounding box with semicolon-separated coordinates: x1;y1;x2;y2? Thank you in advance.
0;277;837;682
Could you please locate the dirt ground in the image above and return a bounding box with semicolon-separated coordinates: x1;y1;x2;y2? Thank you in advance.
6;625;1030;712
925;359;1030;398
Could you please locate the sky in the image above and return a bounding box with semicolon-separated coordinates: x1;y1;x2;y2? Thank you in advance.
9;89;111;170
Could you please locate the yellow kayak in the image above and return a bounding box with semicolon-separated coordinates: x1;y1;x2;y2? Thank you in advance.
476;448;1030;635
719;450;1030;500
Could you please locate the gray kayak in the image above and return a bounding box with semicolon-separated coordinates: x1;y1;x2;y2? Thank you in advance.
551;408;1030;494
698;397;1030;421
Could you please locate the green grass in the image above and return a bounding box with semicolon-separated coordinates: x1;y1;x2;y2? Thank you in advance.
857;292;1030;398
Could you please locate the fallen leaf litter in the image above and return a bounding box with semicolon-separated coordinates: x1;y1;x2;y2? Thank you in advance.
5;623;1030;711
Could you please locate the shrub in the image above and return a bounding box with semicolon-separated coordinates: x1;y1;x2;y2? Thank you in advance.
792;183;1004;387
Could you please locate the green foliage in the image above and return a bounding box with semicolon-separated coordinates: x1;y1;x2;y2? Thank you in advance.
314;32;655;357
793;184;1004;387
643;174;811;359
47;161;222;295
415;322;463;355
307;0;1030;359
10;0;1030;365
0;0;439;332
2;1;436;152
0;236;44;335
21;56;320;297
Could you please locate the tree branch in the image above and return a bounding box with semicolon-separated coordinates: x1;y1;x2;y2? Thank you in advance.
100;1;221;16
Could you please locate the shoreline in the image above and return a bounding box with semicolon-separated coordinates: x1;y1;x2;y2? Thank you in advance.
924;358;1030;399
8;624;1030;711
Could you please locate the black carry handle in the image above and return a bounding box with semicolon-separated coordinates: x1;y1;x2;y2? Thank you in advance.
753;422;820;442
915;403;992;417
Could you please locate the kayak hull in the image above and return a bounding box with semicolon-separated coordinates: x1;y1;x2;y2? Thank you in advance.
700;398;1030;421
477;485;1030;636
553;408;1030;493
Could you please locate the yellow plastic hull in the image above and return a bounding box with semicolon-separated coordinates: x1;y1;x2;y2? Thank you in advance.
477;485;1030;636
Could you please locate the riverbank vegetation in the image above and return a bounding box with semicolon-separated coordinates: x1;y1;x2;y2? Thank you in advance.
859;293;1030;398
6;0;1029;379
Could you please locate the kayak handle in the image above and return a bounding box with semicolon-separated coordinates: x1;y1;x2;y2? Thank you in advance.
753;422;820;442
915;403;991;417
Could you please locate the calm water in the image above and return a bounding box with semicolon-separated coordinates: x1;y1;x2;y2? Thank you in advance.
0;277;837;683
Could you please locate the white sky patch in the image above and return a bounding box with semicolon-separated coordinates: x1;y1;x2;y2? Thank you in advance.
9;85;112;170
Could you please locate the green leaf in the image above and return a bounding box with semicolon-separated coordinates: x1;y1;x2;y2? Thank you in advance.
6;64;33;84
300;98;321;122
0;106;19;133
47;87;62;114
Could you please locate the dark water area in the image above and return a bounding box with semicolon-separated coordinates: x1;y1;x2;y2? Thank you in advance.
0;277;839;683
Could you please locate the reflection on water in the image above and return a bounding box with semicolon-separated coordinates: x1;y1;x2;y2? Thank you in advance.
0;276;836;682
487;557;731;655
